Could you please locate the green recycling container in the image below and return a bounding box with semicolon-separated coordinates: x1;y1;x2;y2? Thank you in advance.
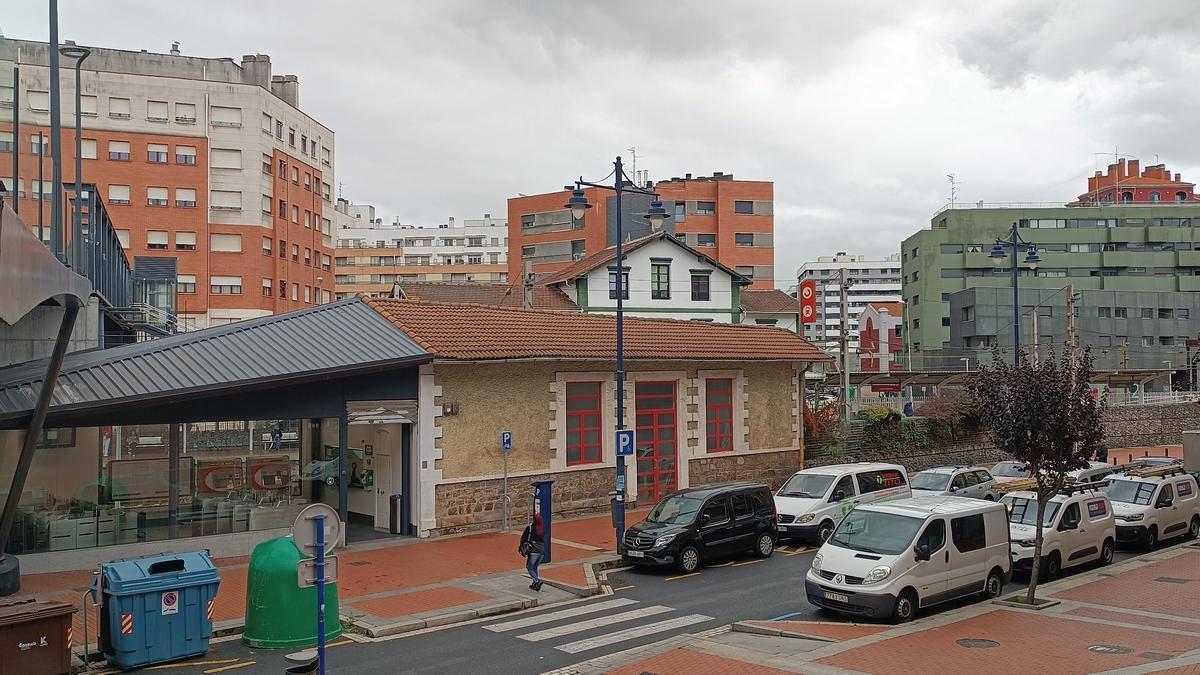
242;536;340;648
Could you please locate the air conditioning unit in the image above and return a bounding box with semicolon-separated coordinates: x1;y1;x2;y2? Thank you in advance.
572;252;585;261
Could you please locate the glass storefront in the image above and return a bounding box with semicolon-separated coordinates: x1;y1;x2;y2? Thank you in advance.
0;418;343;555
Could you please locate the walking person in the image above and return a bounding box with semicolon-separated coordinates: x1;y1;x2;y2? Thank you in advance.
519;512;545;591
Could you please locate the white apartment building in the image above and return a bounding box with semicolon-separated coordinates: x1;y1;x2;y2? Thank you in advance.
796;252;902;350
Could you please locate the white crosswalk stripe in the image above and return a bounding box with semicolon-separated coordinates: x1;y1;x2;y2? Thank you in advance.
515;606;673;642
483;598;638;633
554;614;714;654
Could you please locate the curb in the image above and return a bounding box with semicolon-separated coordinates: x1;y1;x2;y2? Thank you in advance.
730;621;837;642
360;597;538;638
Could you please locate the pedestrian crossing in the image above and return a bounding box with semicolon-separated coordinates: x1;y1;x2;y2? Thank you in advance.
482;596;713;655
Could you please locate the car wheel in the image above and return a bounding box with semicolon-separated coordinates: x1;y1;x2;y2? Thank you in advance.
1146;526;1158;550
984;494;996;501
893;588;918;624
1041;552;1061;581
1100;538;1114;566
980;568;1003;600
754;532;775;558
817;520;835;544
1188;517;1200;540
677;545;700;574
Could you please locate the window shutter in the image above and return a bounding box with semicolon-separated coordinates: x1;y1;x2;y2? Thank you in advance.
210;233;243;252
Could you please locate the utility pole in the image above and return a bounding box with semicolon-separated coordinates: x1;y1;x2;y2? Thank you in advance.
1120;340;1129;368
1065;284;1078;378
839;268;852;424
1031;308;1039;363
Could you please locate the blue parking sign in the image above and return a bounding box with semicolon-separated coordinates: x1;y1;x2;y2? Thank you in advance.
501;431;512;453
615;429;634;456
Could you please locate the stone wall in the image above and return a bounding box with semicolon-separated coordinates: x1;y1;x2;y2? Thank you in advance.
690;449;801;491
433;467;614;535
1101;402;1200;449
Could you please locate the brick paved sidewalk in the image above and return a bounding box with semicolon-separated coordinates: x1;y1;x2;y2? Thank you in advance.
10;508;647;651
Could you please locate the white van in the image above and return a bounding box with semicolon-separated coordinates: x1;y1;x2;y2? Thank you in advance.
999;484;1116;578
1105;466;1200;548
775;463;911;543
805;496;1010;623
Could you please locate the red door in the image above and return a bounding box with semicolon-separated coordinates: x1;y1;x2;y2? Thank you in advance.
635;381;678;503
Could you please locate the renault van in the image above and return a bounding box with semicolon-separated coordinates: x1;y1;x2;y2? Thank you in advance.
775;463;911;543
804;496;1010;623
1000;483;1116;578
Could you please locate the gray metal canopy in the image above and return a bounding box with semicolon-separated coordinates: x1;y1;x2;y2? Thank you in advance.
0;298;431;428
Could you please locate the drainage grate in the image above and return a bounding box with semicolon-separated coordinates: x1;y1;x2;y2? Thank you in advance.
1153;577;1191;584
957;639;1000;649
1089;645;1134;655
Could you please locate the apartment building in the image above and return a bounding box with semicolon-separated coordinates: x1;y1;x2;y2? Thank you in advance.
507;172;775;288
1;40;336;330
902;160;1200;361
334;210;508;298
795;252;902;350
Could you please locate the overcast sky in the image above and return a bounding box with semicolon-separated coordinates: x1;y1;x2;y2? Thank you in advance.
7;1;1200;287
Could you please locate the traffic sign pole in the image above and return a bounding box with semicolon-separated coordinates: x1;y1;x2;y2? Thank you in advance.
314;514;326;675
501;431;512;532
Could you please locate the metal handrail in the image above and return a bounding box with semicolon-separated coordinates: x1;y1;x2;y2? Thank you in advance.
933;201;1200;215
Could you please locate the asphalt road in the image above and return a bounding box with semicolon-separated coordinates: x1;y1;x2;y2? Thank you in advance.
185;540;1138;674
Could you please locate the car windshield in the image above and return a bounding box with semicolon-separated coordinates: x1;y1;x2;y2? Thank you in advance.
778;473;836;499
1105;480;1156;506
828;510;924;555
645;495;705;525
911;472;952;491
992;462;1029;478
1000;496;1061;526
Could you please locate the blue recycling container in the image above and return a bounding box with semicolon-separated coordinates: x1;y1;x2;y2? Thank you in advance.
96;551;221;669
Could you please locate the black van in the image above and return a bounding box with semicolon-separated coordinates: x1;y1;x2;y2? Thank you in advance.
621;482;778;573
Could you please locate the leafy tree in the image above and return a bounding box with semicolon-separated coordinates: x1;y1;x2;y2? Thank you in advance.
968;347;1105;603
915;389;980;441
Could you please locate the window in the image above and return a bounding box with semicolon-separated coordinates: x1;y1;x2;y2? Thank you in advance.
210;275;243;294
291;283;299;301
913;294;920;306
304;173;311;191
735;233;755;247
175;188;196;207
210;105;242;127
705;379;734;452
291;205;299;223
304;248;312;266
262;278;273;297
30;135;50;156
175;102;197;122
301;134;307;152
701;499;730;526
691;273;711;301
695;201;715;215
951;513;986;552
263;237;273;256
304;211;311;228
108;96;131;118
1179;308;1190;320
27;90;50;112
1141;337;1154;348
1141;308;1154;320
278;199;287;218
734;200;754;215
276;120;284;139
651;262;670;299
176;145;197;165
830;475;855;501
146;100;169;121
147;143;169;163
174;231;197;251
107;184;131;205
146;231;169;250
292;244;299;262
674;201;685;220
941;317;951;326
288;128;296;147
1149;191;1161;202
962;306;975;321
279;279;286;298
79;138;97;159
76;95;98;117
176;274;196;294
1159;336;1174;346
1159;308;1174;319
210;233;243;253
735;265;755;279
917;519;946;554
304;286;311;303
940;243;964;254
108;140;131;161
696;233;715;247
608;269;629;299
912;318;920;329
857;469;906;494
1115;307;1127;319
731;494;754;519
565;382;602;465
146;186;168;206
321;146;331;166
210;190;241;211
210;148;242;169
1098;307;1111;318
114;229;130;248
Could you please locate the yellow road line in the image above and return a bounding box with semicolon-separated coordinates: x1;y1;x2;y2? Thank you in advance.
148;659;240;670
708;561;735;568
328;638;354;648
785;547;814;556
731;559;764;567
610;584;635;591
664;572;701;581
203;662;255;674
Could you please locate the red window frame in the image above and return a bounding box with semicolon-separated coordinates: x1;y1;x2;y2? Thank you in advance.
566;382;603;466
705;378;734;452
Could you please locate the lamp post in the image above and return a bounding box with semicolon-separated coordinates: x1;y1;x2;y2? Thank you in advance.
564;157;669;552
989;222;1040;364
60;44;91;268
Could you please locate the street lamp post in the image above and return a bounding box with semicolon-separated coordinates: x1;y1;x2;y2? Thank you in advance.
990;222;1040;364
60;44;91;269
564;157;669;553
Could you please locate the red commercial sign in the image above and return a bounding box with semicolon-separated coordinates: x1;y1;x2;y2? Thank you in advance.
799;280;817;324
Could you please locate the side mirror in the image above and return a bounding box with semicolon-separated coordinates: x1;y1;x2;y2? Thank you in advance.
914;544;931;562
949;485;959;493
1158;498;1173;508
1058;520;1077;532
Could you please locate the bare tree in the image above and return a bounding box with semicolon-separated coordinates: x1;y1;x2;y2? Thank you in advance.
969;347;1105;603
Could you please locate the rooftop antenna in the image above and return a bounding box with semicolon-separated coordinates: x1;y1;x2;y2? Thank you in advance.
626;147;637;187
946;173;958;206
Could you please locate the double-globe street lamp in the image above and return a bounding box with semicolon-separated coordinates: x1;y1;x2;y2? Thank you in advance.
565;157;670;551
990;222;1041;365
60;44;91;266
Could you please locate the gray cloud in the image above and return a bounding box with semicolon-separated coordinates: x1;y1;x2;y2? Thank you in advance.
6;0;1200;286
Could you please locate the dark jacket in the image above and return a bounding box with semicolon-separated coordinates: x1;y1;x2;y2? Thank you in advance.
519;524;544;556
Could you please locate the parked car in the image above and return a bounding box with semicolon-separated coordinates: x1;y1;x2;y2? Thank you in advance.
1000;483;1116;579
990;461;1032;483
775;463;911;543
910;466;997;500
622;482;777;573
1116;456;1183;473
1105;466;1200;548
805;496;1010;623
1066;461;1116;485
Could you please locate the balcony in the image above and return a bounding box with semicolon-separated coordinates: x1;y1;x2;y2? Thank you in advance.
1178;250;1200;267
1100;251;1175;268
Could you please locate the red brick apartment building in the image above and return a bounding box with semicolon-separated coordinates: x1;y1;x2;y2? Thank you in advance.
507;172;776;289
2;40;337;329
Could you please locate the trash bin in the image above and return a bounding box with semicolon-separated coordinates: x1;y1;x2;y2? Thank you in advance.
243;536;340;649
96;551;220;670
0;599;75;675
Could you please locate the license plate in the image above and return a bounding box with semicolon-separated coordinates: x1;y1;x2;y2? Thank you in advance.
823;591;849;603
626;550;645;558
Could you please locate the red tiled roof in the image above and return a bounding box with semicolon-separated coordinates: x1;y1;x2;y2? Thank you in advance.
868;302;905;316
395;281;578;311
364;298;831;362
740;289;799;313
536;232;745;286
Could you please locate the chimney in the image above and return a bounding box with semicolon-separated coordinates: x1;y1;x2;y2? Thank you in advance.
1107;163;1119;180
484;212;491;219
240;54;271;89
685;173;692;180
1127;159;1139;177
170;41;180;55
1175;173;1181;182
270;74;300;108
448;216;455;227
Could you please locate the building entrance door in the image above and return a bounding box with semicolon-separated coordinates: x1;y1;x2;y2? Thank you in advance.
635;381;678;503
